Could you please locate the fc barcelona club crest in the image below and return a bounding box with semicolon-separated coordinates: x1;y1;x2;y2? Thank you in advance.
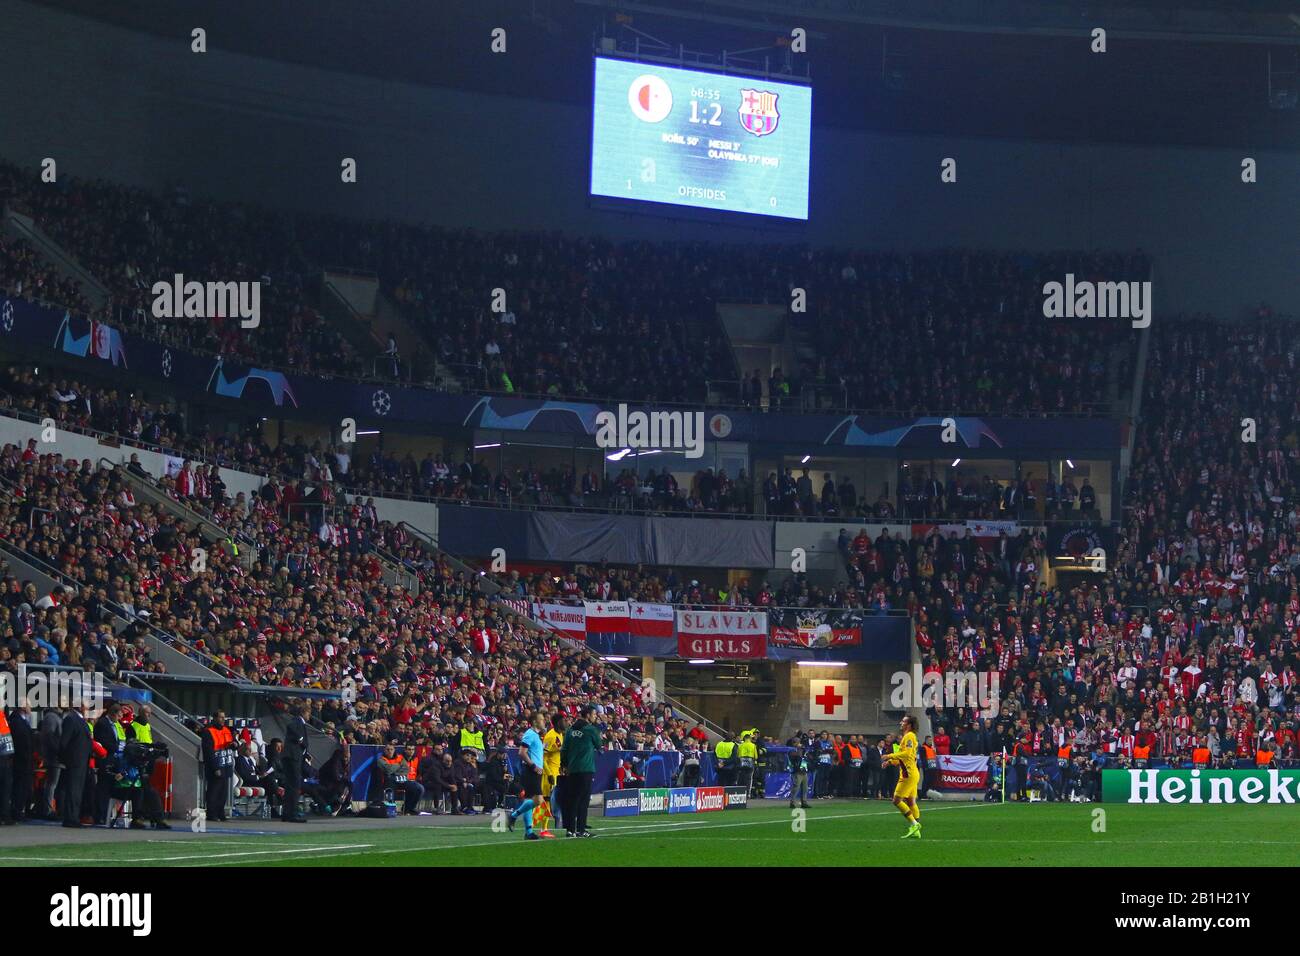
738;89;780;137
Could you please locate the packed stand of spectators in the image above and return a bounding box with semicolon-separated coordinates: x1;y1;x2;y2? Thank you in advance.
489;525;1044;618
0;448;188;681
348;452;754;516
0;362;770;519
3;359;1099;525
0;382;664;814
3;158;1147;414
0;231;93;316
312;225;1146;413
789;249;1147;415
0;362;1105;527
912;315;1300;797
0;160;368;380
297;220;736;403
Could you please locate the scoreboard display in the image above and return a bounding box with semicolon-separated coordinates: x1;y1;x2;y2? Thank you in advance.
590;57;812;220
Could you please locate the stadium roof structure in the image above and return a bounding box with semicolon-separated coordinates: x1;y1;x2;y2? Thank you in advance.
28;0;1300;149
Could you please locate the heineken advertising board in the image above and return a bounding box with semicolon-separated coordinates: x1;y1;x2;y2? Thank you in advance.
1102;768;1300;804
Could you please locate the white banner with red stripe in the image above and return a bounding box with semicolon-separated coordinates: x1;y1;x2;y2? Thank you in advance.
629;602;675;638
583;601;631;633
531;602;586;642
675;610;768;659
934;754;989;791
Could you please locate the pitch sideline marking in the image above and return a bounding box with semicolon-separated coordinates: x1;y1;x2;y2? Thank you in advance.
0;843;375;865
599;801;995;838
190;803;997;866
0;804;995;866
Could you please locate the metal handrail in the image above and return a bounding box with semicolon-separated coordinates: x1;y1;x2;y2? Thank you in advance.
396;520;438;552
120;672;202;727
0;527;247;683
26;506;56;530
517;596;911;617
98;456;258;551
505;598;731;743
395;520;738;743
301;501;421;593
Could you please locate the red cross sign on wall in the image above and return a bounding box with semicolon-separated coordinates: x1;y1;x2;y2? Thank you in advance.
810;680;848;721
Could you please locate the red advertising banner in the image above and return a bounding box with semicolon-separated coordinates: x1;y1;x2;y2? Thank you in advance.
695;786;726;812
768;608;864;648
675;610;768;659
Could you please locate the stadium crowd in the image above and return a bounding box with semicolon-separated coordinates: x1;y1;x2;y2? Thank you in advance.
792;249;1146;415
0;418;675;823
5;155;1299;816
917;317;1300;798
0;362;1109;526
0;162;366;381
2;160;1147;415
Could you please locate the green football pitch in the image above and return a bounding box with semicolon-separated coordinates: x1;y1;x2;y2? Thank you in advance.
2;801;1298;867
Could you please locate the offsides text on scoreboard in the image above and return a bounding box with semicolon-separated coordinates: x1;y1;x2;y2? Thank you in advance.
589;58;812;220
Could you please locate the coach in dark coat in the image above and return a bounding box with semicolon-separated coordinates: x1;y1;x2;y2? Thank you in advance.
7;704;34;821
38;707;62;817
58;706;93;827
282;701;311;823
92;703;123;825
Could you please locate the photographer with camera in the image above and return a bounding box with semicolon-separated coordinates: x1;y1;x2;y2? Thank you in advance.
678;737;702;787
1028;765;1058;802
103;708;170;829
123;706;169;827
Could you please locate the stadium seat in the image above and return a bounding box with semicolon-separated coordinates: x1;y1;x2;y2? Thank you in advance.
233;786;270;820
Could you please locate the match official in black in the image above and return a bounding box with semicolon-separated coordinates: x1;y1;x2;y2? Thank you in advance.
282;701;311;823
58;703;92;828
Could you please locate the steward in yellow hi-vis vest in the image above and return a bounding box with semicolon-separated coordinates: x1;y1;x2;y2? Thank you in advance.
459;722;485;757
714;735;737;787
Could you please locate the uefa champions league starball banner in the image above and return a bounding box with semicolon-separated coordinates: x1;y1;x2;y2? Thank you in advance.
1;295;1120;451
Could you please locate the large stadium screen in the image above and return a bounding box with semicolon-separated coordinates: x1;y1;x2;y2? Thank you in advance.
590;57;812;220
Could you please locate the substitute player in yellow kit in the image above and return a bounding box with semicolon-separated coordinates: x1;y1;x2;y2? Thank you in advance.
538;713;566;834
883;714;922;838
